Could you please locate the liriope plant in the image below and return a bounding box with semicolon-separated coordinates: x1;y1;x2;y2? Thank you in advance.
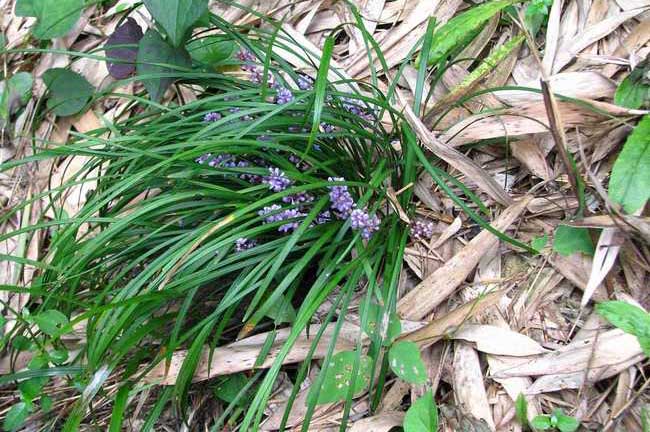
1;7;422;430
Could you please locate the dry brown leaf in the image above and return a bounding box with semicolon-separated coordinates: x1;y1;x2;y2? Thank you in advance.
145;321;360;385
451;324;549;356
453;342;496;431
553;8;647;73
400;289;508;345
349;412;405;432
581;227;624;307
402;100;513;207
491;329;644;391
398;198;530;320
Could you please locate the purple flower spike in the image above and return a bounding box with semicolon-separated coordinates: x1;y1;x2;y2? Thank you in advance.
411;219;434;240
208;153;235;168
297;74;314;90
350;209;381;239
250;67;273;85
203;112;222;122
263;167;293;192
275;87;294;105
235;237;257;252
327;177;355;217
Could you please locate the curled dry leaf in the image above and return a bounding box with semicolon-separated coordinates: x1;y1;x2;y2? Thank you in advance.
105;17;144;79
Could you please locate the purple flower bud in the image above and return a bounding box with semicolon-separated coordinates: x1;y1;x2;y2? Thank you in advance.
282;191;314;205
278;208;305;233
236;49;256;71
203;112;222;122
259;204;283;223
350;208;381;239
235;237;257;252
320;122;336;134
275;87;294;105
208;154;235;168
315;210;331;225
250;67;273;85
196;153;212;164
411;219;434;240
327;177;355;217
297;74;314;90
263;167;293;192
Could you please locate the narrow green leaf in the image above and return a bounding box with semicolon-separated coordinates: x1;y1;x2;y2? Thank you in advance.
317;351;371;404
33;309;69;336
424;0;518;66
388;340;427;384
609;114;650;213
33;0;83;40
143;0;208;47
552;225;594;256
136;29;191;101
404;390;438;432
42;68;94;116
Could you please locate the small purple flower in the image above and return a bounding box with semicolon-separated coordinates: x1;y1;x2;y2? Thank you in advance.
235;237;257;252
297;74;314;90
278;208;305;233
327;177;355;217
411;219;434;240
250;67;273;85
236;49;256;71
275;87;294;105
321;122;336;134
259;204;283;223
315;210;331;225
282;191;313;205
350;208;381;239
263;167;293;192
259;205;304;232
288;154;309;171
203;112;222;122
208;153;235;168
196;153;212;164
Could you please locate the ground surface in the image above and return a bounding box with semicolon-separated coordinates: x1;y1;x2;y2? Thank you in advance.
1;0;650;430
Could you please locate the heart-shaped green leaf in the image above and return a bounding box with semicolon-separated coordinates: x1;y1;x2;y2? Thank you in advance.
136;29;191;101
143;0;208;47
609;114;650;213
187;35;236;67
317;351;371;404
388;340;427;384
15;0;35;17
552;225;594;256
3;402;31;432
404;390;438;432
33;309;69;336
33;0;83;40
43;68;94;116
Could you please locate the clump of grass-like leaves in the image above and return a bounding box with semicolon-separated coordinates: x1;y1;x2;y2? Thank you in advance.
0;16;417;430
